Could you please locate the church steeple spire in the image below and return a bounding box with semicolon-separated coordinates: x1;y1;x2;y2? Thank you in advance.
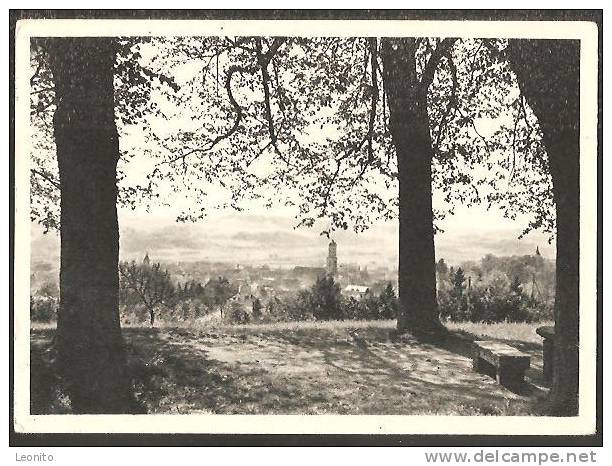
326;240;337;277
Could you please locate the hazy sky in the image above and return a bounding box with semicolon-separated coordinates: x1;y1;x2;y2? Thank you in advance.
31;201;555;270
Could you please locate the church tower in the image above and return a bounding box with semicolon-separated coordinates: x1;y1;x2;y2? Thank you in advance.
326;240;337;277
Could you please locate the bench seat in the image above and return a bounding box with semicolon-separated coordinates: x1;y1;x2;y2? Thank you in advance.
472;340;531;390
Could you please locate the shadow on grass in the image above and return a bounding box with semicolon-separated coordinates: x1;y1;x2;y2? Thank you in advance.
436;329;546;390
31;323;548;416
30;329;64;415
213;326;546;415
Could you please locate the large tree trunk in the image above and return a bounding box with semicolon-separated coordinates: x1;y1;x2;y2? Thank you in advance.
47;38;137;413
508;40;580;416
381;38;445;336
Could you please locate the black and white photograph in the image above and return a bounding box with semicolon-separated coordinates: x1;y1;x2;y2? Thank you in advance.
9;10;601;443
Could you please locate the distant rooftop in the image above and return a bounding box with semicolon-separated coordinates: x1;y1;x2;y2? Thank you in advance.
344;285;369;293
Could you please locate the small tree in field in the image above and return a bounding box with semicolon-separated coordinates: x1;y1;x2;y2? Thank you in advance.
377;283;399;320
452;267;467;294
202;277;237;316
119;260;175;326
252;297;263;320
310;275;343;321
509;275;523;295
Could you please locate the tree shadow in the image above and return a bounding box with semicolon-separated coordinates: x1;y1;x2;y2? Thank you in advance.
226;326;546;415
30;329;63;414
31;324;549;416
328;330;546;414
123;327;328;414
401;329;548;395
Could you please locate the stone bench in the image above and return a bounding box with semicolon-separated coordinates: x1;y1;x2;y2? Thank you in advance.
472;340;531;390
536;325;555;385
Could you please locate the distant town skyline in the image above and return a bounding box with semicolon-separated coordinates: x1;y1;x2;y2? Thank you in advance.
31;202;555;270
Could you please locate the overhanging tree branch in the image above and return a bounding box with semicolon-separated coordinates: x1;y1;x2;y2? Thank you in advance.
421;37;457;88
31;168;60;189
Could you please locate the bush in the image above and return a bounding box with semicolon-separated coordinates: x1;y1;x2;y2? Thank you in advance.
438;269;553;323
175;298;208;321
264;292;315;322
226;301;250;324
258;282;398;323
252;298;263;320
437;254;554;323
342;296;368;320
31;296;57;322
375;283;398;319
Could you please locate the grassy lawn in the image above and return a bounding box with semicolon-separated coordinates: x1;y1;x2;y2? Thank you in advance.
30;320;550;415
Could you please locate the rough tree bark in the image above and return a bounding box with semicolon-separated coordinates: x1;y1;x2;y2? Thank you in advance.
380;38;446;336
507;39;580;416
47;38;137;413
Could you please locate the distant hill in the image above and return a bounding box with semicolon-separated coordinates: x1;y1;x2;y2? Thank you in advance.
30;209;555;283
